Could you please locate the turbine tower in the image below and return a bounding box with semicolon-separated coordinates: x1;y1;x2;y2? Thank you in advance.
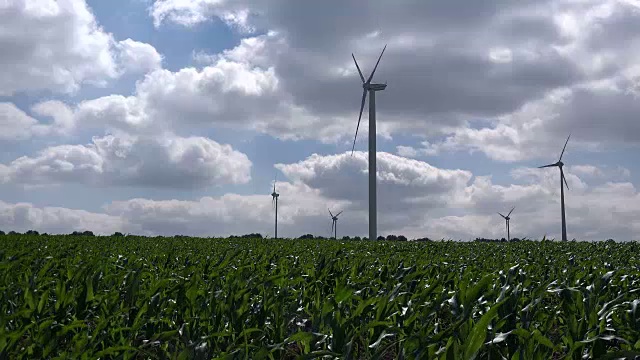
271;176;279;239
351;44;387;242
498;207;515;241
329;209;343;240
538;134;571;241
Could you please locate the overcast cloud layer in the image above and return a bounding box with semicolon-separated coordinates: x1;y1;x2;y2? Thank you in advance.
1;0;639;240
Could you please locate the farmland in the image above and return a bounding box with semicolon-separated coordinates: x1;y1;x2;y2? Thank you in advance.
1;235;640;359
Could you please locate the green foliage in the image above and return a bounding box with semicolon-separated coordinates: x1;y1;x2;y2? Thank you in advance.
1;235;639;359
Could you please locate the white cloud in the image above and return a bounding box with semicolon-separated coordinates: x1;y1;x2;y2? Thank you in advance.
142;0;640;159
104;181;347;237
0;102;76;141
115;38;163;74
0;103;39;141
0;133;251;188
1;155;638;240
43;33;356;142
396;145;418;158
570;165;603;177
4;0;640;241
151;0;254;32
0;0;162;95
277;152;472;207
0;200;133;235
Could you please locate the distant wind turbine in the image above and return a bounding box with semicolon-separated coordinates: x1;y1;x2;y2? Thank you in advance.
328;209;343;240
538;134;571;241
351;44;387;242
498;207;515;241
271;175;279;239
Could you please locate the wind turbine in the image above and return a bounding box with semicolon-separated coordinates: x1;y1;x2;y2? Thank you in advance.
351;44;387;242
538;134;571;241
328;209;343;240
498;207;515;241
271;176;279;239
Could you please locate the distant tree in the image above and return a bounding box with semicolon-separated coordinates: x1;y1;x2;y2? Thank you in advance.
298;234;314;239
113;232;125;237
415;237;431;242
0;230;4;235
26;230;39;235
341;236;351;241
605;238;615;244
397;235;407;242
386;235;398;241
242;233;263;239
8;231;19;235
509;237;521;242
377;236;385;241
70;231;94;236
41;233;49;236
352;236;361;241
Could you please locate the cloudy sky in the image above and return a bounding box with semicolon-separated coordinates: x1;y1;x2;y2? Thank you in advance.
1;0;640;240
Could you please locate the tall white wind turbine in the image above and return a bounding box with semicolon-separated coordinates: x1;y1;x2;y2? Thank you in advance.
351;45;387;241
271;176;279;239
498;207;515;241
329;209;343;240
538;134;571;241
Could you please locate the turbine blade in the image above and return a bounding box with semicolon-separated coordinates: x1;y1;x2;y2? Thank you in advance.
507;207;515;217
336;211;343;217
561;168;569;190
273;173;277;193
498;212;506;219
538;163;557;168
352;54;365;83
558;134;571;161
328;208;334;218
351;89;367;155
331;221;335;233
366;44;387;84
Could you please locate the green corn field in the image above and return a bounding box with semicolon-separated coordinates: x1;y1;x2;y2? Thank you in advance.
1;234;640;359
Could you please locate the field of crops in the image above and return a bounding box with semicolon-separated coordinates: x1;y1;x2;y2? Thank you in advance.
1;235;640;359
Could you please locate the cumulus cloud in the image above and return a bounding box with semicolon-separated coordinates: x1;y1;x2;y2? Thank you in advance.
150;0;254;32
4;0;640;241
0;200;133;235
40;35;356;142
142;0;640;160
0;151;639;240
115;39;163;74
277;152;472;211
0;102;76;141
0;103;40;141
0;0;162;96
104;181;349;237
0;134;251;188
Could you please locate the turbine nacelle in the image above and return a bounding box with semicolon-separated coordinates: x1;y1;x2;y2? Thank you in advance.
364;83;387;91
